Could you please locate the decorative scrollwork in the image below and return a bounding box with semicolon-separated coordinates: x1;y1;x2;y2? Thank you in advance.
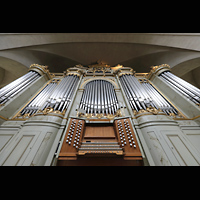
37;107;65;116
77;109;123;120
133;106;162;116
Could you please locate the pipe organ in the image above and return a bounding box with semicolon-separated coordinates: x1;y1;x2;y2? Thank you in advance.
79;80;119;115
0;63;200;166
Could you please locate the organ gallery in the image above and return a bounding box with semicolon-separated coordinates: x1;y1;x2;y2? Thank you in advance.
0;62;200;166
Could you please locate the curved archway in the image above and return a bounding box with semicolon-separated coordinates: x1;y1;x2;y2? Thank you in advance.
80;77;118;89
0;56;27;88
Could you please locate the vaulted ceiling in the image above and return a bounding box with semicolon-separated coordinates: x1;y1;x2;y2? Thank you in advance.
0;33;200;88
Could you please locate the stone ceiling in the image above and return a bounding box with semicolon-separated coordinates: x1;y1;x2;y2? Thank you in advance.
0;33;200;88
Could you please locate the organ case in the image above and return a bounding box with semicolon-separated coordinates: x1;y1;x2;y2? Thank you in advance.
0;62;200;166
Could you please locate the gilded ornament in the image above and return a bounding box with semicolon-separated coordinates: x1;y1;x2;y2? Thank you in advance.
106;114;115;120
96;113;104;119
146;106;159;115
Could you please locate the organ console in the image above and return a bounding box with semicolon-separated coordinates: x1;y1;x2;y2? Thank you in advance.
0;62;200;166
57;117;143;166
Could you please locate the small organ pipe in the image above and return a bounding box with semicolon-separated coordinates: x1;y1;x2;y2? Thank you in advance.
103;81;108;115
100;80;105;114
90;81;93;112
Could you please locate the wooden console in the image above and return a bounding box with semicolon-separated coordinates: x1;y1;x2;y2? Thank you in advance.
57;118;143;166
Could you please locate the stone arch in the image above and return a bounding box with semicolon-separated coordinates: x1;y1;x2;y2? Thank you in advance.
80;77;119;89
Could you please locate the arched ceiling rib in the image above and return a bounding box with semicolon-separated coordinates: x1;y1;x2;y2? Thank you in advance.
0;33;200;89
2;33;200;51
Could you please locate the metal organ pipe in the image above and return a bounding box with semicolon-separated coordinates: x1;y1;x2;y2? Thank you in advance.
169;72;200;98
120;76;138;111
21;75;79;117
159;71;200;105
79;80;119;115
0;71;40;105
42;75;79;112
61;75;79;112
142;81;178;115
119;74;178;115
0;71;34;98
103;81;108;114
20;81;57;116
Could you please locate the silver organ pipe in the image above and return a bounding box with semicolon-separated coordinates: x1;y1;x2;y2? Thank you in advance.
20;81;58;116
20;75;79;116
41;75;79;112
0;71;40;105
119;74;178;115
141;81;178;115
79;80;119;115
159;71;200;105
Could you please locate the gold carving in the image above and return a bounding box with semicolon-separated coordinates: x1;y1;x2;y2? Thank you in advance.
14;112;31;119
133;106;163;116
169;112;176;117
118;72;134;77
96;113;104;119
88;60;111;69
133;106;185;119
66;72;81;77
77;109;123;120
29;64;52;80
85;113;93;119
106;114;115;120
42;107;54;115
37;107;65;116
87;61;111;76
115;109;123;117
146;106;160;115
146;64;171;80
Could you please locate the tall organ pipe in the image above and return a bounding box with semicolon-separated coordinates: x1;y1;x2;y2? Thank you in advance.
0;71;40;105
159;71;200;104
